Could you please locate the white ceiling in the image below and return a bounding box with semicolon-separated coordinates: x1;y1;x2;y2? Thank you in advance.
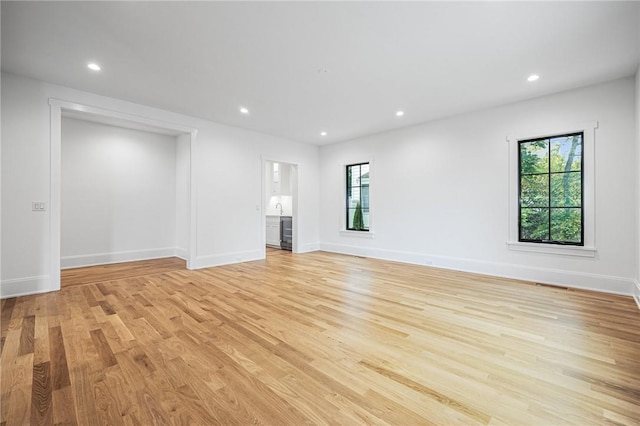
2;2;639;145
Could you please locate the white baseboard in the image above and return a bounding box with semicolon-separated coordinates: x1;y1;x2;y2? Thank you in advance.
634;280;640;310
191;249;264;270
297;242;320;253
61;247;179;269
175;248;189;261
319;243;635;296
1;275;55;299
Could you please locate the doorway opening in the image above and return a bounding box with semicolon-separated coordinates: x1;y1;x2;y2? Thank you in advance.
263;160;298;257
49;99;197;291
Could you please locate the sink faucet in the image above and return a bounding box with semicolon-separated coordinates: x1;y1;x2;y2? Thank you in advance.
275;203;283;215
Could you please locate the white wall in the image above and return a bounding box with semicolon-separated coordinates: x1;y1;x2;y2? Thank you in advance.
2;70;636;299
1;72;320;298
319;77;637;295
60;118;178;268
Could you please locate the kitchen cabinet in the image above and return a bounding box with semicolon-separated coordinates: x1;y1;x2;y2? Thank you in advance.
266;216;280;247
270;162;291;196
271;163;280;195
279;164;291;196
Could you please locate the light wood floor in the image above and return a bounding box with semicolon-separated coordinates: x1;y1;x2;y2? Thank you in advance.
266;246;292;257
2;252;639;425
61;258;187;288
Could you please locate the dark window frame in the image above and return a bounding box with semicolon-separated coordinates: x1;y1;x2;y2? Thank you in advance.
346;162;369;232
518;132;584;246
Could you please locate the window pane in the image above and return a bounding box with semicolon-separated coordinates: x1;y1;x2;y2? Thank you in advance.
550;135;582;172
551;172;581;207
551;208;581;243
360;164;370;185
349;165;361;187
361;186;369;209
520;140;548;174
347;187;360;208
520;174;548;207
521;208;549;241
347;208;366;230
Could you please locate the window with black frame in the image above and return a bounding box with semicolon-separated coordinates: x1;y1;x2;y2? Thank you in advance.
346;163;369;231
519;132;583;245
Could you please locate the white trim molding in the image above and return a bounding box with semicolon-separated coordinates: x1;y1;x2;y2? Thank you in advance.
506;121;598;257
634;280;640;310
339;230;375;238
175;248;189;261
506;241;596;257
1;276;52;299
191;249;263;270
297;243;320;253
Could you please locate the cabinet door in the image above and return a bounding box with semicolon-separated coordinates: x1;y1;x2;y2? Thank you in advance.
266;219;280;246
280;164;290;196
271;163;281;195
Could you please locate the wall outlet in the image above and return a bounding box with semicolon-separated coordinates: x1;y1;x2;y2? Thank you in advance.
32;202;46;211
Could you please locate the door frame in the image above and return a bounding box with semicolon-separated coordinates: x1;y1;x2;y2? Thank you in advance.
49;98;198;290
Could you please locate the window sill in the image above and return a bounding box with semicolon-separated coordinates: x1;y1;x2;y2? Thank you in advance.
506;241;596;257
340;230;375;239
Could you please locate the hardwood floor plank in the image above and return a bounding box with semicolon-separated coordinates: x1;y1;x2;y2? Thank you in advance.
99;300;116;316
1;352;34;425
2;251;640;424
48;326;71;391
3;384;31;426
30;361;53;426
89;329;117;368
33;316;50;366
18;315;35;356
1;298;17;339
52;385;77;426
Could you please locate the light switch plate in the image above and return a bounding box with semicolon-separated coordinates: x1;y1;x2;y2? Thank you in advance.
32;202;46;211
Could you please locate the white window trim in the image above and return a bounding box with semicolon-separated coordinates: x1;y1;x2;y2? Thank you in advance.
339;229;376;238
340;158;375;238
506;121;597;257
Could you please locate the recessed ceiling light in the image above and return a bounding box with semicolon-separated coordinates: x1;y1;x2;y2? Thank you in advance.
239;107;249;114
87;63;101;71
396;111;404;117
527;74;540;82
320;132;327;136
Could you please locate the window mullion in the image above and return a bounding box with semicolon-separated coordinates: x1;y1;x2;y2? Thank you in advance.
547;141;552;242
